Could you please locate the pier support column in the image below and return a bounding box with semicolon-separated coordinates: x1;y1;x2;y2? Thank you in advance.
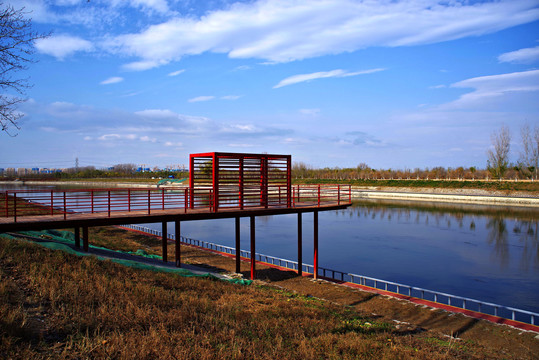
74;227;80;248
297;212;302;276
162;221;168;262
175;221;181;267
313;211;318;279
235;217;241;273
82;226;89;252
250;216;256;280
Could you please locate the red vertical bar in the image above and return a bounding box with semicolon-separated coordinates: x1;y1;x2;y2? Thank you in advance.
213;154;219;212
338;185;341;205
63;192;66;220
349;185;351;203
128;189;131;212
239;157;244;210
235;217;241;273
298;212;302;276
313;210;319;279
184;188;188;213
286;155;291;207
50;190;54;215
162;189;165;210
147;190;151;214
318;185;321;207
189;154;194;209
292;186;295;207
108;190;111;217
91;191;94;213
250;216;256;280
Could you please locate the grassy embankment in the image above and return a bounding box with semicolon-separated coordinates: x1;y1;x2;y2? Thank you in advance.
0;231;517;360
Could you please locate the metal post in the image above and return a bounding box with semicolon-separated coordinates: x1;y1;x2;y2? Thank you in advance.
184;188;188;213
317;185;320;207
235;217;241;273
239;157;244;210
298;212;302;276
175;221;181;267
74;227;80;248
50;190;54;215
63;191;66;220
147;190;151;214
91;191;94;213
250;216;256;280
13;192;17;222
162;189;165;210
5;191;8;218
128;189;131;212
82;226;89;252
162;221;168;262
313;210;319;279
108;190;111;217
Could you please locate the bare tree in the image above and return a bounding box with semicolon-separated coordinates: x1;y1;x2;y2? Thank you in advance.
0;3;47;135
487;125;511;180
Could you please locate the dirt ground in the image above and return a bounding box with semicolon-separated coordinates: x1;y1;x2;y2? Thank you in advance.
170;239;539;359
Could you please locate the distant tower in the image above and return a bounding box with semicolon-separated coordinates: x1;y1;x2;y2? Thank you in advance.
75;157;79;171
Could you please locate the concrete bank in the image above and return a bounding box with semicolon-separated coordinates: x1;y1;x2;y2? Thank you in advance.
351;188;539;207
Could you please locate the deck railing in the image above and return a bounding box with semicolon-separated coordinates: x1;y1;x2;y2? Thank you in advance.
123;223;538;326
2;185;351;221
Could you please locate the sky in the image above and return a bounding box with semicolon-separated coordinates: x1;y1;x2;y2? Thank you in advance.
1;0;538;170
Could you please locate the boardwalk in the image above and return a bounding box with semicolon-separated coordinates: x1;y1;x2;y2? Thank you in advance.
1;185;351;280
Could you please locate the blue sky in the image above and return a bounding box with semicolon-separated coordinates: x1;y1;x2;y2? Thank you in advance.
1;0;539;170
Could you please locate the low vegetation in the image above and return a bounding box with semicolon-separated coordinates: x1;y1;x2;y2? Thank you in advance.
0;233;508;359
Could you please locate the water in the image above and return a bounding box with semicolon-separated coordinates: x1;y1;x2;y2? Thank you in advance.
2;184;538;313
142;200;539;313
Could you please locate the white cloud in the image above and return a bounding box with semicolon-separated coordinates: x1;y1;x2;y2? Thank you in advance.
168;69;186;76
274;68;384;88
100;77;124;85
164;141;183;147
447;69;539;108
35;35;93;60
140;135;157;142
498;45;539;64
188;96;215;103
109;0;539;69
221;95;242;100
429;84;446;89
98;133;137;141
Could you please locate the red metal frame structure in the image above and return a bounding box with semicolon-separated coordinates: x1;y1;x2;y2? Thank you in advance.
189;152;291;211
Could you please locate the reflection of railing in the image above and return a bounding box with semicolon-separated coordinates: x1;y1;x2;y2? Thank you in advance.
2;185;351;221
124;223;538;327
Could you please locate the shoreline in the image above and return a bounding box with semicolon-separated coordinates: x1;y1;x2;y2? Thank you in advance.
2;180;538;207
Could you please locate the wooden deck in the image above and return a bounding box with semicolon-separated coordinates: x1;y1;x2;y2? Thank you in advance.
0;201;350;232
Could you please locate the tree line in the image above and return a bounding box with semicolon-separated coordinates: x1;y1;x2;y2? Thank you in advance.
293;124;539;181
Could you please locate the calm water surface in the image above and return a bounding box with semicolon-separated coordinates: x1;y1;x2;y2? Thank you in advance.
3;184;538;313
144;200;539;313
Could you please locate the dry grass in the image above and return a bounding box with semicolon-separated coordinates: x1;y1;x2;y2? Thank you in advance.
0;234;499;360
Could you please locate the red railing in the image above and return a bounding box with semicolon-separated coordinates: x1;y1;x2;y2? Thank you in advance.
1;185;351;222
